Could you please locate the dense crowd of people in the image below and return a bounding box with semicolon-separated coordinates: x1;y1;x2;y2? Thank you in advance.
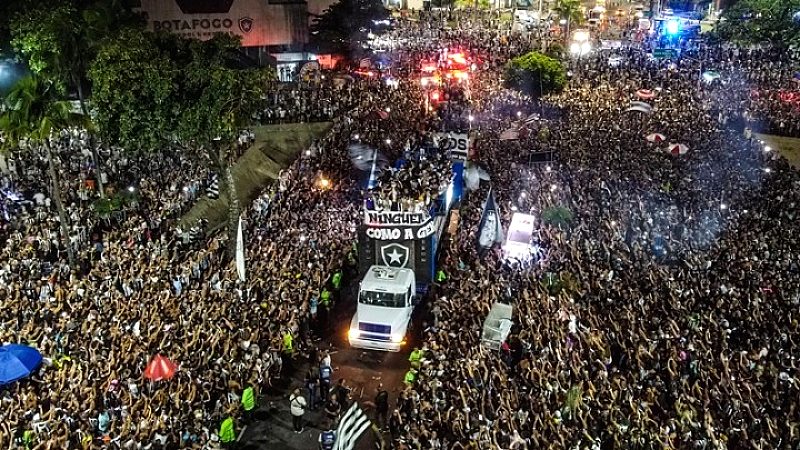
0;64;430;447
1;8;799;450
383;24;800;450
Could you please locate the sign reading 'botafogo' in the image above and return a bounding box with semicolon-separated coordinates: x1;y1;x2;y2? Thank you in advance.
136;0;308;47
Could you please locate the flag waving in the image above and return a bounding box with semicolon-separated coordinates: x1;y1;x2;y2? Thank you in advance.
334;402;371;450
477;189;504;254
236;216;246;282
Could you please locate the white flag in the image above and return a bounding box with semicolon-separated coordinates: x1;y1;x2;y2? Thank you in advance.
334;402;371;450
236;216;246;282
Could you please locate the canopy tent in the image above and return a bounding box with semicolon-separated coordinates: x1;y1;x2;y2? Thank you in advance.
0;344;42;386
645;133;666;143
636;89;657;99
144;355;178;381
667;143;689;156
481;302;513;351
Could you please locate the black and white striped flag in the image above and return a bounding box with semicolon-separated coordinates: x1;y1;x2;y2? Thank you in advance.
334;403;371;450
206;174;219;199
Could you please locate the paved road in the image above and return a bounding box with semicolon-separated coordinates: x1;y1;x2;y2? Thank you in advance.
239;276;427;449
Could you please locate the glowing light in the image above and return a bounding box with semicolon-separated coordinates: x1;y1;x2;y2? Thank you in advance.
128;186;135;192
305;150;311;156
468;115;474;122
545;165;552;172
300;235;307;242
764;167;772;173
385;139;392;145
720;203;727;210
666;20;680;35
520;192;527;198
354;134;360;140
511;205;519;211
573;31;589;42
320;178;330;187
550;185;557;192
764;146;771;152
183;186;189;192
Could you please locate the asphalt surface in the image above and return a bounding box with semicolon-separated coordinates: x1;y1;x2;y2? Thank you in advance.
239;273;427;449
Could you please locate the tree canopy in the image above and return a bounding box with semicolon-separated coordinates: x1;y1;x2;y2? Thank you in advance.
504;52;566;99
309;0;390;55
716;0;800;50
177;34;272;149
552;0;584;27
88;28;180;151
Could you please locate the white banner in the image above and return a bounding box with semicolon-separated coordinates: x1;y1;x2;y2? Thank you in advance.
236;217;246;282
432;132;470;160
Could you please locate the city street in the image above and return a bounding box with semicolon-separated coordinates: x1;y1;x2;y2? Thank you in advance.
2;0;800;449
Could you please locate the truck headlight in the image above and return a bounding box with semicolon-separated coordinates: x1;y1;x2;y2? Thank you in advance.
570;43;581;54
349;328;360;339
391;333;404;343
581;42;592;54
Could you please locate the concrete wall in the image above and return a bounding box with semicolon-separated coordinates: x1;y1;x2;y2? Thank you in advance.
137;0;312;47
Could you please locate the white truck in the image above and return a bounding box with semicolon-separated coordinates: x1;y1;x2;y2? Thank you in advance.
348;266;417;352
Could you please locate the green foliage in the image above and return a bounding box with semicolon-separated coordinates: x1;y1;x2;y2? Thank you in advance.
92;190;136;217
177;34;273;150
504;51;566;98
10;0;145;94
552;0;584;27
716;0;800;50
541;205;573;228
310;0;390;55
89;30;274;153
545;43;565;60
88;28;180;151
0;75;84;146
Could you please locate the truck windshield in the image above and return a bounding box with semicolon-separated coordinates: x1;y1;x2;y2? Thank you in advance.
359;290;406;308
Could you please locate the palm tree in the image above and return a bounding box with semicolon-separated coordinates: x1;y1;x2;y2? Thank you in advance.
0;75;84;268
11;2;143;199
552;0;583;43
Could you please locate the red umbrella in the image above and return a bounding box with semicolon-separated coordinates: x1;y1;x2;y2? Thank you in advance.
636;89;656;99
645;133;666;143
667;143;689;156
144;355;178;381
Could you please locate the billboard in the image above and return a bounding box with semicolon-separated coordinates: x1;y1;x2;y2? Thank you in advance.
136;0;308;47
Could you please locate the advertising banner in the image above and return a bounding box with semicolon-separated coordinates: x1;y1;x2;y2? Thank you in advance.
136;0;308;47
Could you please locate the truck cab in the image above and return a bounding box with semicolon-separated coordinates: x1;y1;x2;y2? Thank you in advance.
348;266;417;352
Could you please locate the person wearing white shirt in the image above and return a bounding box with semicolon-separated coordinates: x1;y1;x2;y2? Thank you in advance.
289;388;307;433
